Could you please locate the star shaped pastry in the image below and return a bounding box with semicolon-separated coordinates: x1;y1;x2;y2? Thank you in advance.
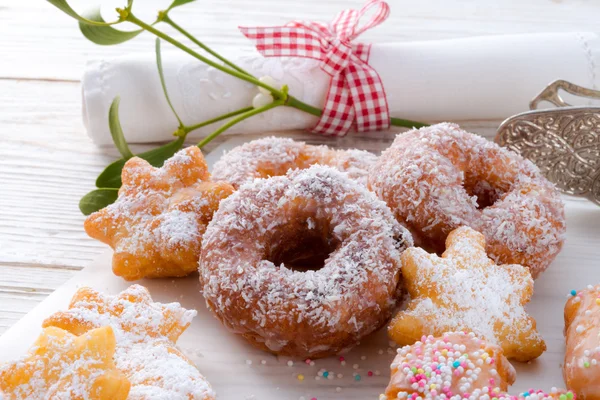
42;285;216;400
389;226;546;361
43;284;196;344
85;146;234;281
0;326;130;399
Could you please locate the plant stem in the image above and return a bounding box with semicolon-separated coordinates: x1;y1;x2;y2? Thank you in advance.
286;97;427;128
197;101;284;148
390;117;428;129
285;96;322;117
183;106;254;133
126;13;283;99
127;11;428;141
163;15;253;77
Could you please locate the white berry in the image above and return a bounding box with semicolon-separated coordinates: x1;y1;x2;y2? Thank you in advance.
252;93;274;108
258;75;277;94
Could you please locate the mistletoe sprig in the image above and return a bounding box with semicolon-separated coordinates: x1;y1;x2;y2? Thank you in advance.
47;0;426;215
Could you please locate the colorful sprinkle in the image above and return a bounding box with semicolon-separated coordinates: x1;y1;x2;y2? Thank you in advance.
354;374;361;381
368;371;373;377
323;371;329;378
571;290;577;296
297;374;304;381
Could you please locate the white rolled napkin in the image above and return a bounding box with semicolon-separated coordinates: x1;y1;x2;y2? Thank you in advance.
82;32;600;145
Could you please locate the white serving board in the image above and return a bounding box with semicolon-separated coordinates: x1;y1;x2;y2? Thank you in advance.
1;138;600;399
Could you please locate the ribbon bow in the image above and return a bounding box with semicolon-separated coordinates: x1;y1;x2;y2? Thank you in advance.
240;0;391;136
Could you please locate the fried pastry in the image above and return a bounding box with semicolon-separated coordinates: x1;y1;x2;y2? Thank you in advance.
0;326;130;400
382;332;573;400
564;284;600;399
384;332;515;399
211;136;378;188
43;285;216;400
388;226;545;361
85;146;234;280
200;165;413;358
369;123;566;278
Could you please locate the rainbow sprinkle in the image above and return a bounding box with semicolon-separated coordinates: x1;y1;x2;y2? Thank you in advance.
384;332;574;400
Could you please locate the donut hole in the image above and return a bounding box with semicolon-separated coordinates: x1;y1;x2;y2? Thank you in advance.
266;220;340;272
463;180;502;210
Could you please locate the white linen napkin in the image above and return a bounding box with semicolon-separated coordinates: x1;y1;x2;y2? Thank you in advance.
82;32;600;145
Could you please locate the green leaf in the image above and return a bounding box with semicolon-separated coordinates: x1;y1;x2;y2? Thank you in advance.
96;137;186;188
46;0;119;26
167;0;197;12
108;97;134;160
156;38;183;126
78;6;143;45
79;188;119;215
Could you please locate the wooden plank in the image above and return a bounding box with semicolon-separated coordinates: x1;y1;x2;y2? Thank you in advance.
2;0;600;354
2;0;600;80
0;78;519;269
0;263;74;335
0;196;597;396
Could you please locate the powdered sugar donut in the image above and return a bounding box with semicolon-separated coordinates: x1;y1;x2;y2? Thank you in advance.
200;165;413;358
369;123;566;278
211;137;377;188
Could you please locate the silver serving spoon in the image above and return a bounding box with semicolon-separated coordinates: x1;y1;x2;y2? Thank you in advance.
495;79;600;205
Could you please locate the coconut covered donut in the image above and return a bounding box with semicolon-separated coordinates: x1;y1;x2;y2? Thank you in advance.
200;165;413;358
369;123;566;278
211;136;377;188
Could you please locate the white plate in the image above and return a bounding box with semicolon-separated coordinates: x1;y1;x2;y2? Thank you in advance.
1;138;599;399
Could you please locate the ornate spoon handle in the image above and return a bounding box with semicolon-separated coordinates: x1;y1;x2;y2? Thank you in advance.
495;80;600;205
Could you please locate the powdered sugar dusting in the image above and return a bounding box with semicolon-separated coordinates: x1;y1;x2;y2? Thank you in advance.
42;285;216;399
369;123;566;277
389;226;545;362
211;136;377;188
200;165;412;358
0;326;129;399
84;146;234;280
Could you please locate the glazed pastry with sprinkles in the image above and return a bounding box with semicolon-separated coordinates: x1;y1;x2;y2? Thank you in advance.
369;123;566;278
211;136;378;188
200;165;413;358
381;331;575;400
564;284;600;399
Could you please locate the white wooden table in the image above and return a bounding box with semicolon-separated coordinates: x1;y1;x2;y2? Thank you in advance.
1;0;599;347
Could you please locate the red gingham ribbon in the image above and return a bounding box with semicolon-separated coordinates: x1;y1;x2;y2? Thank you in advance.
240;0;391;136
